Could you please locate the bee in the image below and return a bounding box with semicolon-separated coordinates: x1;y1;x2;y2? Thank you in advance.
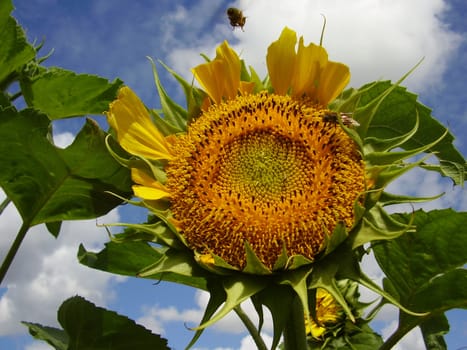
227;7;246;31
322;112;360;127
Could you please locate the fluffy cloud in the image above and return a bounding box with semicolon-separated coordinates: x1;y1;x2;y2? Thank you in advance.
136;289;273;336
167;0;461;96
0;189;123;336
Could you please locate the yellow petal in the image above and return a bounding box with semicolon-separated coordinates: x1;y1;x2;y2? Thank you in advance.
291;38;328;97
131;168;171;200
106;86;173;160
317;61;350;106
266;27;297;95
239;81;256;95
192;60;225;104
215;41;241;100
192;41;241;104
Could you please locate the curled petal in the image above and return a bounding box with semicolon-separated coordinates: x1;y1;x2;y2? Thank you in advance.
131;168;171;200
192;60;225;104
291;38;327;97
317;62;351;106
192;41;241;104
267;27;297;95
106;86;173;160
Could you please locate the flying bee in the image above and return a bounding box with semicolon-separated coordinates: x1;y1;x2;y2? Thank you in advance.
227;7;246;31
322;112;360;127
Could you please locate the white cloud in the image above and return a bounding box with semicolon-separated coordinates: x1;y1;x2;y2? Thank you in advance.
52;131;74;149
382;320;426;350
239;332;273;350
136;289;274;337
0;190;123;336
24;342;53;350
167;0;461;96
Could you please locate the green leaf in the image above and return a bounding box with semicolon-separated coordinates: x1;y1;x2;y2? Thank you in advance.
57;296;169;350
358;82;465;185
20;68;122;119
78;241;209;290
0;108;132;226
373;209;467;348
0;10;35;85
22;322;68;350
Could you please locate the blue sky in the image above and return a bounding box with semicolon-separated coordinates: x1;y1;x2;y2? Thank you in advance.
1;0;466;349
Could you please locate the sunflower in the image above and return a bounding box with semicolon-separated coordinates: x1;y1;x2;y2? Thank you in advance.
107;27;365;271
105;26;437;348
305;288;343;339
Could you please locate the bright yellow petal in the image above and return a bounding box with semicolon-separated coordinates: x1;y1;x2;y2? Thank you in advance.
131;168;171;200
310;324;326;338
266;27;297;95
106;86;173;160
192;60;224;104
215;41;241;100
239;81;255;95
291;38;327;97
192;41;241;104
317;61;350;106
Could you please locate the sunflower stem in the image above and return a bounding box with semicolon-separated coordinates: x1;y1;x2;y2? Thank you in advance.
234;305;268;350
283;293;308;350
0;222;29;285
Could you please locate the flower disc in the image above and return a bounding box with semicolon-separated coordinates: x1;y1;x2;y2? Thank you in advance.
167;92;365;270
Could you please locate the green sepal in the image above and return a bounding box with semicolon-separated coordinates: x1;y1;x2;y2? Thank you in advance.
308;253;356;323
311;238;428;325
136;246;209;286
149;108;184;136
355;60;423;138
193;251;237;276
279;266;314;328
272;243;290;270
321;221;349;256
368;153;434;192
243;241;273;275
364;111;419;153
287;254;314;270
148;57;187;131
192;275;267;330
249;65;267;93
365;127;448;166
253;285;296;350
158;60;206;124
378;191;444;206
185;280;226;349
350;204;414;249
109;221;184;249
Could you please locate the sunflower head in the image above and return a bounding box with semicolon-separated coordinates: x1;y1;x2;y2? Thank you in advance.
105;26;443;346
106;27;365;273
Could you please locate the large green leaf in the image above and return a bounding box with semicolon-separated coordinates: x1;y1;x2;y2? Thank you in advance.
20;68;122;119
0;4;35;85
373;209;467;348
22;322;68;350
25;296;170;350
0;107;132;226
357;82;466;185
78;241;209;290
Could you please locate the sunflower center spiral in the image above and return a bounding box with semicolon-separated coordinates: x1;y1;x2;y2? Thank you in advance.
167;92;365;270
219;132;309;202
